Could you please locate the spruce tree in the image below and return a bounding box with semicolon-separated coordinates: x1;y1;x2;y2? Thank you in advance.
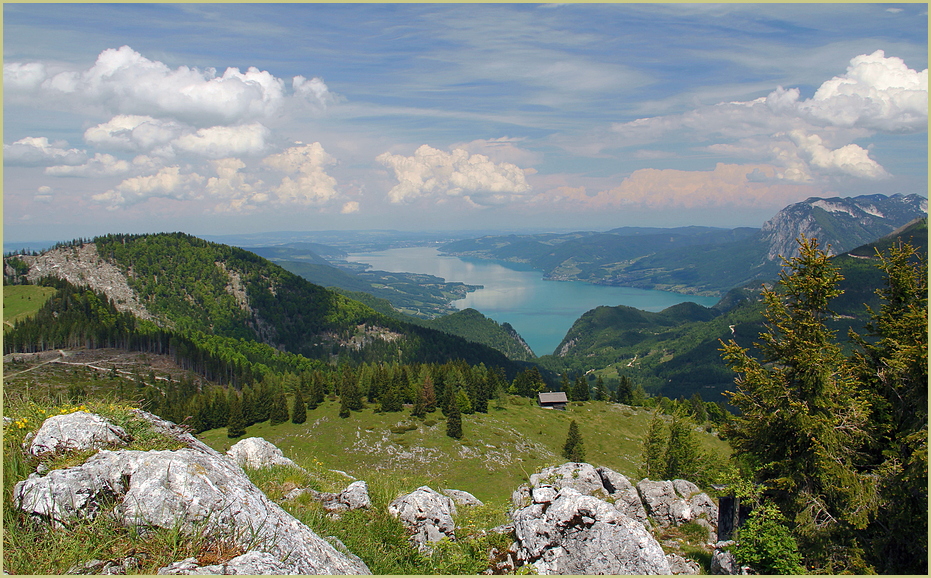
639;410;667;479
562;419;585;462
422;374;437;413
664;408;702;482
594;375;608;401
291;387;307;425
848;240;928;574
445;392;462;439
573;376;590;402
721;237;877;571
227;393;246;439
616;375;634;405
269;391;290;426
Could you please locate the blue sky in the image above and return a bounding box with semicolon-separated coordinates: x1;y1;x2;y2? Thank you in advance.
4;3;927;243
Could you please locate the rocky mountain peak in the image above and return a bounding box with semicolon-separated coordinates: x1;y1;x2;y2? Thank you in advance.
760;193;927;261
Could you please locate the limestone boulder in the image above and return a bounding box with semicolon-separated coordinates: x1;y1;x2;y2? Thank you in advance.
387;486;457;552
442;488;484;507
511;486;670;575
596;465;650;527
637;478;718;537
157;552;294;575
14;413;370;575
26;411;130;457
227;437;301;470
666;553;702;575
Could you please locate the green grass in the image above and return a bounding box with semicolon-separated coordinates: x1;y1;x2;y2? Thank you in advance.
3;285;56;330
199;395;731;504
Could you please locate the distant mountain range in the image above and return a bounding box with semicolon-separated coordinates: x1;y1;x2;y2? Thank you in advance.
440;194;928;296
539;218;928;400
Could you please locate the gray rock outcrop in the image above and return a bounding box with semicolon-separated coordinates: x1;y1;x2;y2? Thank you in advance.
157;552;294;575
227;437;302;470
637;478;718;539
26;411;130;457
14;414;370;575
511;462;649;528
442;488;484;507
666;552;702;575
387;486;457;552
511;486;671;575
287;480;372;516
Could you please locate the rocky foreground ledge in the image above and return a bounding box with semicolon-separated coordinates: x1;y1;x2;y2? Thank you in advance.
10;409;736;575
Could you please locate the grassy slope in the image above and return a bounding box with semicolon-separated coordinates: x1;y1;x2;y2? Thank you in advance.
198;396;731;504
3;285;57;330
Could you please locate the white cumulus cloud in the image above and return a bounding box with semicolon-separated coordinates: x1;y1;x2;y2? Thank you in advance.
4;137;87;167
92;166;205;209
263;143;341;205
788;130;889;179
172;123;270;158
84;115;183;151
793;50;928;132
45;153;131;177
5;45;334;125
377;144;532;206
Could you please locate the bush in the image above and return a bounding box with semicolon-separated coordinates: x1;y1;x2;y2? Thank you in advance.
732;502;805;574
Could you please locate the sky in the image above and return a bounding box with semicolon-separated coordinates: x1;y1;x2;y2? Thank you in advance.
3;2;928;244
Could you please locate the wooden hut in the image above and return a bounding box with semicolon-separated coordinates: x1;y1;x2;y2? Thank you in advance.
538;391;568;410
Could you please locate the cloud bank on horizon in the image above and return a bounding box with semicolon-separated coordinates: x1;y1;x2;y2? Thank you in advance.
3;3;927;240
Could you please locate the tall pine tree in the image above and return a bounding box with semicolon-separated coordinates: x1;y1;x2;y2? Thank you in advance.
562;419;585;462
291;387;307;425
445;391;463;439
721;237;877;572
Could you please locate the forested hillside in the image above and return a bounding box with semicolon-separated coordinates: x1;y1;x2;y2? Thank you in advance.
541;219;928;402
4;233;521;381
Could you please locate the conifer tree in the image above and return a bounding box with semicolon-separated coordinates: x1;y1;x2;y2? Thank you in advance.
291;387;307;425
615;375;634;405
573;375;590;402
721;237;877;571
456;387;474;414
562;419;585;462
421;374;437;413
445;392;462;439
594;375;608;401
560;373;572;401
664;408;702;482
227;393;246;439
639;410;667;479
848;240;928;574
269;391;290;426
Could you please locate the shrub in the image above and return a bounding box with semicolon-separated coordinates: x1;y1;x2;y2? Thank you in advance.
732;502;805;575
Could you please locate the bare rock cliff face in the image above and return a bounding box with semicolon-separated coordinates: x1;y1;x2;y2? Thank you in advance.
761;193;927;261
18;243;154;321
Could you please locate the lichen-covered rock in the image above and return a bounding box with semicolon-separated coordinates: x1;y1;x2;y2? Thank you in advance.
26;411;130;457
157;552;294;575
595;466;649;526
711;548;741;575
666;553;702;574
300;480;372;515
14;414;370;575
637;478;718;535
387;486;457;552
511;487;670;575
442;488;484;507
227;437;301;470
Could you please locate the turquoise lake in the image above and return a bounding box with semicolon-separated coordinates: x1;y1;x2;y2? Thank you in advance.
346;247;720;358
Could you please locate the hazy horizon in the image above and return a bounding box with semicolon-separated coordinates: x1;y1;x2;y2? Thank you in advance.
4;3;927;243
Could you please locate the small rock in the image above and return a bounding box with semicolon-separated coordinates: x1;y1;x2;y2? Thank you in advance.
388;486;457;553
666;553;702;575
227;437;301;470
442;488;484;507
27;412;130;457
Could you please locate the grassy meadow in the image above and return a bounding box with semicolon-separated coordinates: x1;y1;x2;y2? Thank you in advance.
3;285;56;330
198;395;731;504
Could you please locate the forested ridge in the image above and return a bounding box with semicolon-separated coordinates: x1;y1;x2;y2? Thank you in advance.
5;233;523;380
